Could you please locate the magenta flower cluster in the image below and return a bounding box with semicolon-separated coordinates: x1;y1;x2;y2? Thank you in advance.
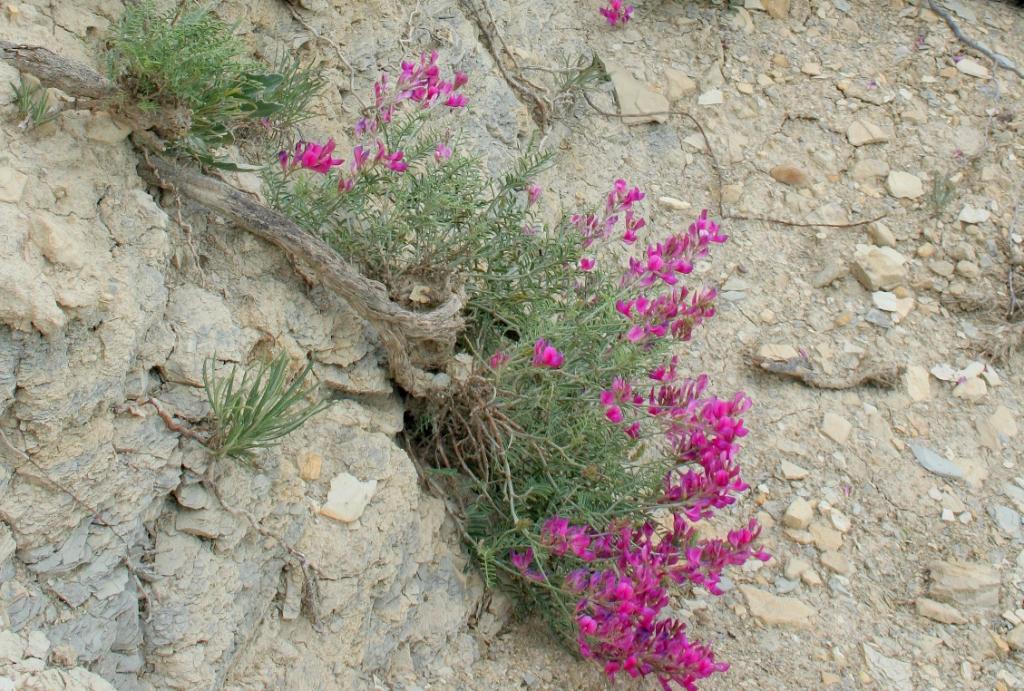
356;50;468;137
599;0;634;26
512;509;768;689
508;183;764;689
277;52;468;192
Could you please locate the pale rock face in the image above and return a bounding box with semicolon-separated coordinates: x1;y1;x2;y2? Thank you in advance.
0;4;489;686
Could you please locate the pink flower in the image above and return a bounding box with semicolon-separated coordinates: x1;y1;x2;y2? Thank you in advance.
488;351;510;368
282;139;344;174
532;339;565;368
579;257;596;272
350;145;370;173
358;52;469;138
445;93;468;108
599;0;634;26
527;183;543;206
435;142;453;162
510;548;544;582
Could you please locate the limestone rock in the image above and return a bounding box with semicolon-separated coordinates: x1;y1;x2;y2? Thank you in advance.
698;89;724;106
779;460;809;480
916;597;966;624
783;498;814;529
886;171;924;199
909;443;964;480
862;644;913;691
956;58;990;78
763;0;790;18
810;523;843;551
928;561;1000;609
905;366;931;402
0;167;28;203
958;205;991;224
953;377;987;402
847;120;890;146
851;245;907;291
664;68;697;100
820;551;852;575
320;473;378;523
608;64;670;124
758;344;799;361
1007;624;1024;651
822;413;852;444
867;221;896;248
297;451;323;481
851;158;889;181
740;586;814;627
771;164;810;187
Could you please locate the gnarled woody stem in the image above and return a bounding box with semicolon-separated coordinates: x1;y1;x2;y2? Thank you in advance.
139;156;462;396
1;40;461;397
0;41;118;100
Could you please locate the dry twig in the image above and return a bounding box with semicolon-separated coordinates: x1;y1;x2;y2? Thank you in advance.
750;353;902;390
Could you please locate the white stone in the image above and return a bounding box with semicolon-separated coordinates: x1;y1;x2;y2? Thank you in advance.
930;363;957;381
953;377;986;402
847;119;890;146
886;171;924;199
664;68;697;100
956;58;990;79
958;205;991;224
906;365;931;402
779;460;809;480
608;63;670;125
758;343;798;361
739;586;815;627
320;473;378;523
657;196;691;211
698;89;724;106
783;498;814;529
0;631;25;662
851;245;907;291
822;413;852;444
829;509;851;533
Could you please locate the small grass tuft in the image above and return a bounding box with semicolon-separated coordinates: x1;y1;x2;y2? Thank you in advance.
10;75;58;129
203;351;332;460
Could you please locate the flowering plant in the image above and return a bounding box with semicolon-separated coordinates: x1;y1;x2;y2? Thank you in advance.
479;182;764;690
264;53;763;690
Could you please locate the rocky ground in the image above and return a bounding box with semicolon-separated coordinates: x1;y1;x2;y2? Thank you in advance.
1;0;1023;689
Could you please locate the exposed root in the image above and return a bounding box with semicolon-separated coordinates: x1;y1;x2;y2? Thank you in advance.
750;353;902;390
458;0;553;130
141;397;210;443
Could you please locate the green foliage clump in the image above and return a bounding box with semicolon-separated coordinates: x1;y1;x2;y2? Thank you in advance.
203;351;332;460
107;1;322;167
